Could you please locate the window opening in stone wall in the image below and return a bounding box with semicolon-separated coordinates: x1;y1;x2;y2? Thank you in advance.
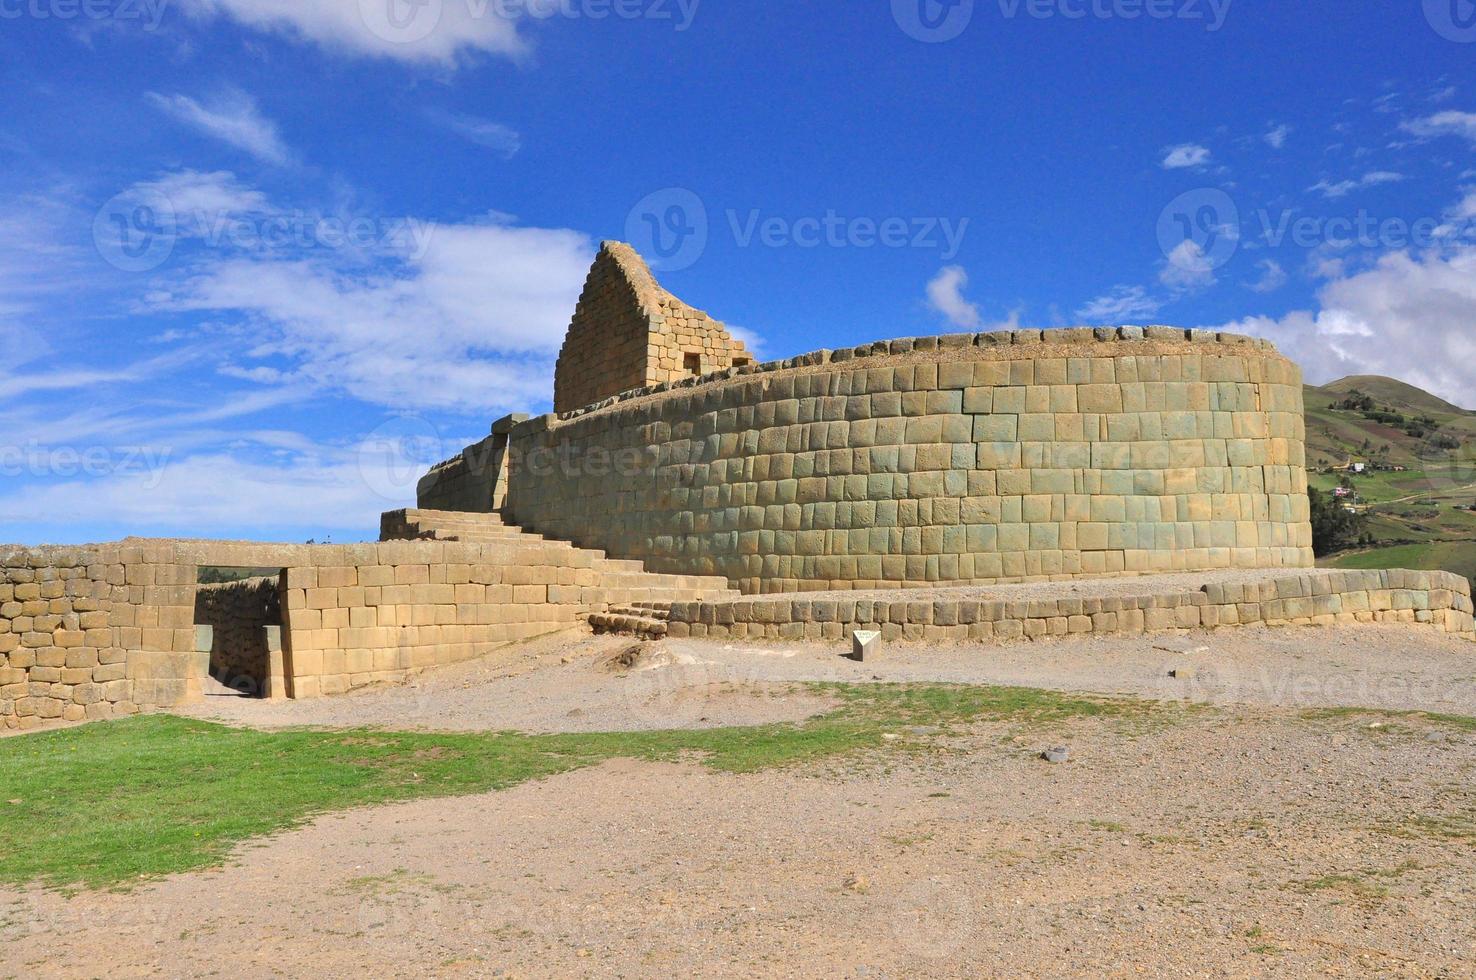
733;357;751;367
684;352;702;376
194;566;286;699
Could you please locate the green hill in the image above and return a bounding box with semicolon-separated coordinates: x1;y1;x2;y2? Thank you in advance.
1302;375;1476;584
1303;376;1476;472
1320;375;1472;417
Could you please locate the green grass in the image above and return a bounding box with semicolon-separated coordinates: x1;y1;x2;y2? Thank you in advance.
1324;541;1476;583
1299;705;1476;734
0;683;1166;891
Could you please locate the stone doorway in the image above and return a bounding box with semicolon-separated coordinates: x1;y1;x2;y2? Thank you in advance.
194;567;286;699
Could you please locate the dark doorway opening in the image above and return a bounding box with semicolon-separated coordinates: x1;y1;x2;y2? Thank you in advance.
195;567;285;698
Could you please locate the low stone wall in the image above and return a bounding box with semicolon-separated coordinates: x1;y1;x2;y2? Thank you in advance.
416;415;528;514
1;547;133;731
195;577;281;695
504;327;1314;594
666;569;1476;643
1;535;736;726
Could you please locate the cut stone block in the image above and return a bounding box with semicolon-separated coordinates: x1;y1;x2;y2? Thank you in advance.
850;630;881;662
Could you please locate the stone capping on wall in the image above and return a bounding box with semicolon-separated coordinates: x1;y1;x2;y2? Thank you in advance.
546;326;1277;423
665;568;1476;643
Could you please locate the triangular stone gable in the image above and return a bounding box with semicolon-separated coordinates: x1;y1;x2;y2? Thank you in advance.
553;242;752;414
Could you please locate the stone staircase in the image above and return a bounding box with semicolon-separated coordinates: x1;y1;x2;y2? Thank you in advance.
589;602;673;639
380;509;738;629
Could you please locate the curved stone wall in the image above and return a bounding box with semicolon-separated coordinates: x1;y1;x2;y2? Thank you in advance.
503;327;1313;595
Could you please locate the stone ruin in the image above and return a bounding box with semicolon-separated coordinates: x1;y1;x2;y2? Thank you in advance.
2;243;1472;729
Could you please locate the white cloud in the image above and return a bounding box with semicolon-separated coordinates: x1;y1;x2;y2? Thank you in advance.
1245;258;1287;294
925;265;982;329
1308;171;1405;199
178;0;526;67
0;448;410;537
146;90;292;165
724;324;767;359
1451;188;1476;222
1075;286;1160;323
133;169;270;219
423;108;522;159
152;216;594;413
1220;246;1476;408
1161;144;1211;170
1402;111;1476;146
1264;124;1291;149
1158;240;1216;290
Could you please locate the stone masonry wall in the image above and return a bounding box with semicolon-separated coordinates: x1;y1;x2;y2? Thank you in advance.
508;327;1314;595
1;546;133;731
668;569;1476;643
553;242;751;414
195;577;281;694
417;415;528;514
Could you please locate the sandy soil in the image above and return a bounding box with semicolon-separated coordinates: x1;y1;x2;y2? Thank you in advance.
4;624;1476;978
179;623;1476;733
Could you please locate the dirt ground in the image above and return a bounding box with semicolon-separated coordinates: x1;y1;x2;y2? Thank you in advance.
4;623;1476;978
179;622;1476;732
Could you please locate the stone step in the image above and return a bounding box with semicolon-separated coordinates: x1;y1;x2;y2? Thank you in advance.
406;508;510;526
588;611;668;639
201;672;254;699
380;507;739;609
608;603;671;621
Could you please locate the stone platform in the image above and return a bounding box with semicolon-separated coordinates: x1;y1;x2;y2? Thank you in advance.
665;568;1476;644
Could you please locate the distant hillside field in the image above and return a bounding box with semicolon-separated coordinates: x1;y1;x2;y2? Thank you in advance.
1304;375;1476;584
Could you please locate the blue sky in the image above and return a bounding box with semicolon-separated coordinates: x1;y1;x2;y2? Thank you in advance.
2;0;1474;544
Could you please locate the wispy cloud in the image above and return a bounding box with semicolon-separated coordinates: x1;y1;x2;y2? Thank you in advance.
1402;111;1476;146
1161;144;1211;170
1245;258;1287;294
1308;171;1405;199
1075;285;1160;322
925;265;981;329
423;108;522;159
146;89;292;165
1158;241;1216;291
1264;124;1291;149
176;0;527;68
